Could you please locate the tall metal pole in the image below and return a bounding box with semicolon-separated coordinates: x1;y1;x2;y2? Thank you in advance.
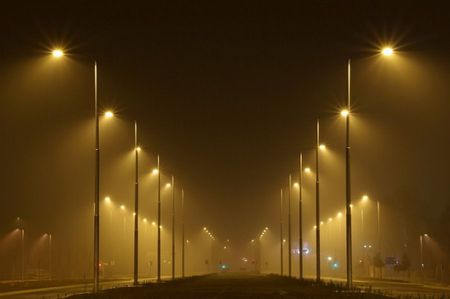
377;201;381;253
315;118;321;282
49;234;52;280
181;189;185;278
280;189;283;276
157;155;161;282
133;121;139;285
21;229;24;281
298;153;303;280
345;59;353;288
288;174;292;277
171;175;175;280
420;235;424;280
93;62;100;293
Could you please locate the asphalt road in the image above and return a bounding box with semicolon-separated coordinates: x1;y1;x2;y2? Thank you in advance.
0;274;448;299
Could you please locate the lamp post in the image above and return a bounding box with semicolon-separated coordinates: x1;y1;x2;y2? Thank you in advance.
50;49;115;291
21;229;25;281
279;189;284;276
181;189;185;278
157;155;161;282
288;174;292;278
344;58;353;289
93;61;100;292
343;47;393;288
298;153;303;280
171;175;175;280
48;234;52;280
315;119;321;282
133;121;139;285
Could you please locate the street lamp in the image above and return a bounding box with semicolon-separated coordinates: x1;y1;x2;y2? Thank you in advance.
298;152;304;280
343;48;393;288
104;111;114;118
51;49;64;58
288;174;292;278
133;121;139;286
157;155;161;282
381;47;394;56
315;118;321;282
279;188;284;276
181;189;185;278
51;51;111;292
170;175;175;280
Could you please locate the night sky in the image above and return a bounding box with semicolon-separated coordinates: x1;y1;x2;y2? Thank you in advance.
1;1;450;255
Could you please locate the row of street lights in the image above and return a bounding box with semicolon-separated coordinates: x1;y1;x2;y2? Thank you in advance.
50;49;187;291
278;47;394;288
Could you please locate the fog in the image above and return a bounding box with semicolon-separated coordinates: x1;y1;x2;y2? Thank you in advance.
0;1;449;285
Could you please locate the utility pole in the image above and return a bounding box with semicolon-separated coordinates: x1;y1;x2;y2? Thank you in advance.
171;176;175;280
288;174;292;277
280;189;283;276
345;59;353;289
181;189;185;278
298;153;303;280
133;121;139;285
315;118;321;282
157;155;161;282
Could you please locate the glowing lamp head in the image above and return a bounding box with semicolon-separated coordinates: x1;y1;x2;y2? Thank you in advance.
304;167;311;173
136;146;141;152
340;109;349;117
362;195;369;201
152;168;159;175
143;218;147;222
52;49;64;58
293;182;299;188
382;47;394;56
104;111;114;118
165;183;171;188
337;212;343;218
328;217;333;222
319;144;326;151
104;196;111;203
120;205;125;210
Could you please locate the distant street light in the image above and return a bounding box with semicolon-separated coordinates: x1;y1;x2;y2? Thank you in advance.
171;175;175;280
298;152;304;280
133;121;139;286
157;155;161;282
181;189;185;278
279;189;283;276
288;174;292;278
21;228;25;281
315;118;321;282
104;111;114;118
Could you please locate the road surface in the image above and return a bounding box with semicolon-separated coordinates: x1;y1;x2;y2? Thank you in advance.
0;274;448;298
